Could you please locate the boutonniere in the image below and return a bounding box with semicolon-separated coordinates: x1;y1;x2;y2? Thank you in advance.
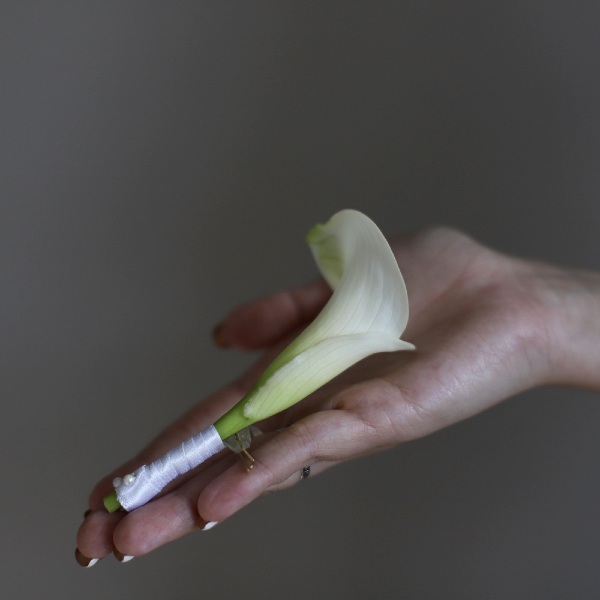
104;209;414;512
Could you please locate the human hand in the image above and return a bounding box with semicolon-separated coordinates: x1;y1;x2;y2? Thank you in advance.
76;227;600;566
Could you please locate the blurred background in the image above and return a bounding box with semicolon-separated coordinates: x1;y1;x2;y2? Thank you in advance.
1;2;599;598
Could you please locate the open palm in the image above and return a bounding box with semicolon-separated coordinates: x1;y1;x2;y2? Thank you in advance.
76;227;599;564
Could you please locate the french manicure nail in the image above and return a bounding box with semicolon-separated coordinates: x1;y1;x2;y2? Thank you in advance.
75;548;99;568
114;549;134;563
198;514;219;530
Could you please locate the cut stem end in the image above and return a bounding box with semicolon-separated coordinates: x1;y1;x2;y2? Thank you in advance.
103;490;121;513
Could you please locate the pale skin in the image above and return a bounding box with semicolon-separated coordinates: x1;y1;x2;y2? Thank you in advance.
76;227;600;565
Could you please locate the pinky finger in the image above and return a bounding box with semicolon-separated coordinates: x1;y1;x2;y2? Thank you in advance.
213;280;331;350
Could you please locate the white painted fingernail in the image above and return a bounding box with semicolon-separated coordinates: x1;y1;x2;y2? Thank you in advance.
75;548;100;568
202;521;219;531
114;549;135;563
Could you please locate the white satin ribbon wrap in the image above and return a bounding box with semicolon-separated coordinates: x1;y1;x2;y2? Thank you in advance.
116;425;226;512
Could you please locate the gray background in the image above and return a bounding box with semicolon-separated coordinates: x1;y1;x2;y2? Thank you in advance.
2;2;599;599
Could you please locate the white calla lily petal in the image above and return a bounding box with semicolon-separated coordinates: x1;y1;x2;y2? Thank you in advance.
217;209;415;434
243;332;414;420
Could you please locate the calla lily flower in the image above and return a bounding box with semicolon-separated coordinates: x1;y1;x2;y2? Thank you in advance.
104;209;414;512
214;208;415;438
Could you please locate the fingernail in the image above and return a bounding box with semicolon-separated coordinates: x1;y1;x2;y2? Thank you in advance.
198;515;219;530
212;323;229;347
75;548;99;568
113;548;135;563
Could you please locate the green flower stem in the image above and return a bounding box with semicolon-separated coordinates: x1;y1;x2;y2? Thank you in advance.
103;490;121;513
214;389;256;440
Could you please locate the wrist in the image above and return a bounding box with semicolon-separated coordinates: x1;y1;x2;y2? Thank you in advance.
532;262;600;390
